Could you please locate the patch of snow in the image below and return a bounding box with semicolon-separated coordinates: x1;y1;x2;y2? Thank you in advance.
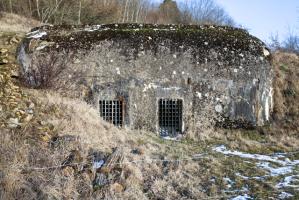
93;160;104;169
224;177;235;188
278;192;294;199
235;173;249;180
27;30;47;39
225;187;249;194
276;175;299;189
84;25;102;32
161;136;179;141
230;194;253;200
257;162;293;176
213;145;299;166
215;145;299;191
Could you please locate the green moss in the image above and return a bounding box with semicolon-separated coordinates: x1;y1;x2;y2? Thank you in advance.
280;64;289;72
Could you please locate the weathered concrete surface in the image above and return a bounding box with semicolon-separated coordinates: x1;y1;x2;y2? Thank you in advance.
17;24;273;135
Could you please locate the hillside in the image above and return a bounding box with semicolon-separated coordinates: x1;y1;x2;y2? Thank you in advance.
0;16;299;199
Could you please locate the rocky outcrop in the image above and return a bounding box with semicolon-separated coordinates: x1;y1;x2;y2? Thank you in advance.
0;33;35;129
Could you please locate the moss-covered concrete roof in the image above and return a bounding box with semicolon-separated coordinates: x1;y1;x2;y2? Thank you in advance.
23;23;270;59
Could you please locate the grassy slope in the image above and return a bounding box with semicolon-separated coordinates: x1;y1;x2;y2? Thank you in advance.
0;15;299;199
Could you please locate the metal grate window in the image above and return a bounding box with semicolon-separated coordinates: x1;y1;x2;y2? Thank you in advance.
99;100;123;127
158;99;183;137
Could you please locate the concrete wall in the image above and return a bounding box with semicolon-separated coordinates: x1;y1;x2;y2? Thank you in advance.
74;40;273;134
17;24;274;136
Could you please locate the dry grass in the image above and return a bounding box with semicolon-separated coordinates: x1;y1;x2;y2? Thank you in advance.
272;51;299;130
28;89;129;151
1;87;298;199
0;12;40;33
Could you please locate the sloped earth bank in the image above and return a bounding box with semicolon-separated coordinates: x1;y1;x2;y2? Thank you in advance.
1;32;299;199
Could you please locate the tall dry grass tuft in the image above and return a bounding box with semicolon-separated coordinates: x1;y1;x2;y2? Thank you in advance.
0;12;40;33
29;90;129;151
271;51;299;134
0;130;30;199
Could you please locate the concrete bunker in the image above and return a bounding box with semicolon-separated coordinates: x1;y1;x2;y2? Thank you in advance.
17;24;273;137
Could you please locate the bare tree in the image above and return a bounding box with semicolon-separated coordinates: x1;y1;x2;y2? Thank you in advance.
180;0;234;26
269;31;299;54
0;0;234;26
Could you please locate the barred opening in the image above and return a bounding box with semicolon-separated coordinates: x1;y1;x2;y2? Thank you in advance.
158;99;183;137
99;100;123;127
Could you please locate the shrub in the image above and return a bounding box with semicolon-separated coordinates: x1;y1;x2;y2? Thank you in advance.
21;51;74;89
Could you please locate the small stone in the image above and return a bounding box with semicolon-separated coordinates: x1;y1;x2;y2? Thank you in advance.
26;109;34;114
131;148;144;155
10;37;19;44
28;102;35;109
39;120;47;126
263;48;270;56
10;70;19;78
0;58;8;64
41;134;51;142
8;118;21;128
24;114;33;122
0;48;8;54
62;166;74;177
94;173;108;186
110;183;124;193
73;58;81;64
215;104;223;113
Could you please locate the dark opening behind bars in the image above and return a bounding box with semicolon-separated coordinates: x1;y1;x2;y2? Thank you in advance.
99;100;123;127
159;99;183;137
